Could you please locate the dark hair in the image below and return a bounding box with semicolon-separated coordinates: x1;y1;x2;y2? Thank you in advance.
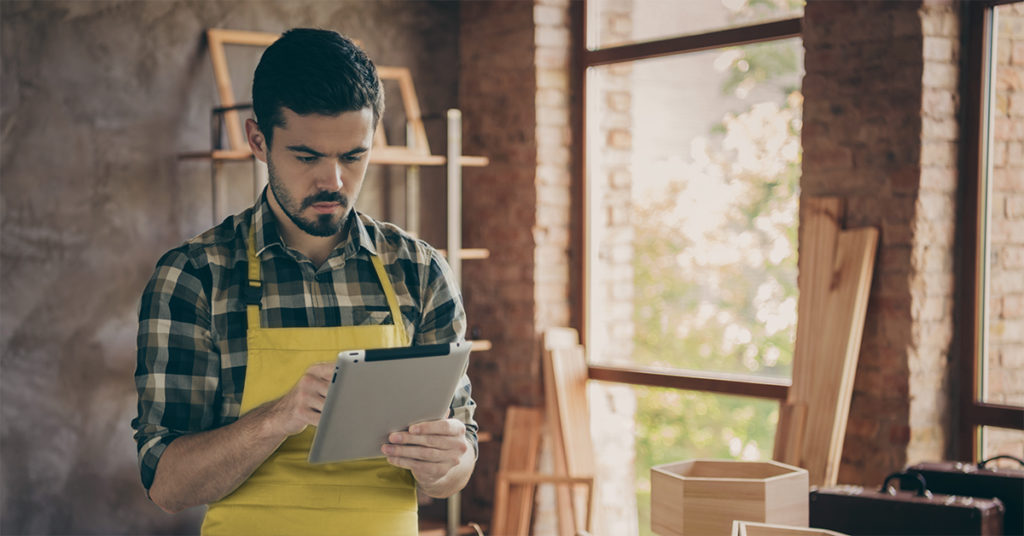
252;28;384;146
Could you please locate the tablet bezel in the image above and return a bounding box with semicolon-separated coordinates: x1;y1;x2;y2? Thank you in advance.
308;340;472;464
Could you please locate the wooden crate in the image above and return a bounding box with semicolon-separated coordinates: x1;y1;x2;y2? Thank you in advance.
651;459;809;536
732;520;847;536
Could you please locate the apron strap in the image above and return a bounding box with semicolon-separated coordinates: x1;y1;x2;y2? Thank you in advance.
370;255;410;345
246;223;262;331
246;215;410;346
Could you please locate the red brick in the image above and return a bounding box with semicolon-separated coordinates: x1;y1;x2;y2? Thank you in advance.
846;416;881;439
606;129;631;150
534;26;569;48
923;36;955;62
996;66;1023;91
1007;142;1024;166
923;61;958;90
535;47;568;69
1007;195;1024;218
993;167;1024;193
889;424;911;444
922;88;957;117
1003;293;1024;317
920;141;957;168
1013;40;1024;66
1011;93;1024;118
1002;246;1024;269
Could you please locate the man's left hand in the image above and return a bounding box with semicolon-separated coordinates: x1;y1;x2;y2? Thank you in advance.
382;418;470;489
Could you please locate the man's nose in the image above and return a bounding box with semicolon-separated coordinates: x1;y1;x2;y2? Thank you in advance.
317;162;344;190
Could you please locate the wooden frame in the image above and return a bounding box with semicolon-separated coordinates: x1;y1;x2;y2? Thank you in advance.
206;29;279;154
374;66;430;155
956;0;1024;462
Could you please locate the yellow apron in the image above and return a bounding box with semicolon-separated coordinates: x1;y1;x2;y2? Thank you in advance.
201;225;418;535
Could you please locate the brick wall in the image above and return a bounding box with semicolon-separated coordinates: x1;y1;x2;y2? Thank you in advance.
458;0;540;522
985;2;1024;458
589;2;636;369
802;0;959;484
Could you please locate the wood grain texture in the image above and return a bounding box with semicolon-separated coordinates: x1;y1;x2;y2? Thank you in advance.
651;460;809;536
775;197;843;464
493;406;544;536
542;328;596;535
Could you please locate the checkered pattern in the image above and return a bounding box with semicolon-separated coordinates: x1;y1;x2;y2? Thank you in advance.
132;194;475;490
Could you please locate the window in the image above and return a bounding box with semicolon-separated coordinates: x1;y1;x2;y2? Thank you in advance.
958;0;1024;463
575;1;803;533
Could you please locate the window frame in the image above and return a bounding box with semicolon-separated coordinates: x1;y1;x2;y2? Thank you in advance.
570;2;801;402
956;0;1024;462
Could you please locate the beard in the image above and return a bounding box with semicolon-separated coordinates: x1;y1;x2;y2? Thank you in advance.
266;156;350;237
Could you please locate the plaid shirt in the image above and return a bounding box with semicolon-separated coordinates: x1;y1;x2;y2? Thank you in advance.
132;195;476;491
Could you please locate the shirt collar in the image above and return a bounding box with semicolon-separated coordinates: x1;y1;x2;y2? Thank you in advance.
250;190;378;259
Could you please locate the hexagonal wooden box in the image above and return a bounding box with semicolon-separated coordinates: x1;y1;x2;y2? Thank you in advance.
732;520;848;536
651;459;809;536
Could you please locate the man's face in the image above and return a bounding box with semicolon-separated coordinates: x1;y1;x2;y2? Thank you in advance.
250;107;375;237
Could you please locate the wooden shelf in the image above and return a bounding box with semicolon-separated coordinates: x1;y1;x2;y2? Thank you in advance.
469;339;491;352
439;248;490;260
178;148;489;167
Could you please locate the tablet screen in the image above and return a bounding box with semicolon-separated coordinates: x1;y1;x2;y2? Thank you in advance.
309;341;472;464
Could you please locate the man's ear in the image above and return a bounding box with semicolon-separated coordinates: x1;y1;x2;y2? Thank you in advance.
245;119;268;163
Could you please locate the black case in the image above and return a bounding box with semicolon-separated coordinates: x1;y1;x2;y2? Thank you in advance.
809;472;1006;535
905;456;1024;536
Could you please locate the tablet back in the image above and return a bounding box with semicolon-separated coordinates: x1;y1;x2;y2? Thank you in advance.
308;341;472;464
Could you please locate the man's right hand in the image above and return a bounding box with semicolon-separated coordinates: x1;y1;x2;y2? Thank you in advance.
262;362;335;436
149;361;335;513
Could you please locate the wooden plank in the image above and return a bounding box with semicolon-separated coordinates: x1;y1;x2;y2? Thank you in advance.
545;331;596;534
774;402;806;466
543;328;581;536
550;345;595;477
774;197;844;464
493;406;543;536
438;248;490;260
799;227;878;486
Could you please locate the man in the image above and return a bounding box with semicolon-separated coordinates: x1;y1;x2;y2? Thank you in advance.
132;28;477;534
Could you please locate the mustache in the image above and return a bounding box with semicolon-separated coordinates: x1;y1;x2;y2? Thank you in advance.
300;191;348;210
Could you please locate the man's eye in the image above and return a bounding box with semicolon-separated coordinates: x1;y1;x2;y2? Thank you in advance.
342;155;363;163
297;155;318;163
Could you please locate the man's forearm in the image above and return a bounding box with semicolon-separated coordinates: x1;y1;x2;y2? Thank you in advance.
418;445;477;499
148;403;287;513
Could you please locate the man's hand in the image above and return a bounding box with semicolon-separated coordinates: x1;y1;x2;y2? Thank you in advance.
148;361;335;512
381;418;475;498
261;362;334;436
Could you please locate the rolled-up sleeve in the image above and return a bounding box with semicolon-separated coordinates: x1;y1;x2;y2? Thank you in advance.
132;248;220;491
415;250;478;456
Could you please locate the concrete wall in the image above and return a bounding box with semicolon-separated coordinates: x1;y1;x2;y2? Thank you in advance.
0;2;459;534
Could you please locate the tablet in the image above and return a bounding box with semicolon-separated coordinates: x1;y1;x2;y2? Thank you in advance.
308;341;472;464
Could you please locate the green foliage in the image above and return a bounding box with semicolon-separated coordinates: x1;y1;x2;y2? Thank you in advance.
627;6;804;535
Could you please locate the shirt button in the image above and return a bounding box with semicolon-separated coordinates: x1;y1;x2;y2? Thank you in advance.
315;272;329;282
